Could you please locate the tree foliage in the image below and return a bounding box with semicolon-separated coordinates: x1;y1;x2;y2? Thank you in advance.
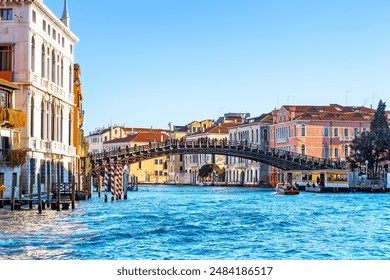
198;164;226;181
349;100;390;178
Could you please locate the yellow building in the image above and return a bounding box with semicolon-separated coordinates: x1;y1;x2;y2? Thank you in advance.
104;131;169;184
187;119;214;134
0;78;27;199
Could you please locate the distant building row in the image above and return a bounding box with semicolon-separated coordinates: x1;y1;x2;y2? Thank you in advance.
87;105;389;186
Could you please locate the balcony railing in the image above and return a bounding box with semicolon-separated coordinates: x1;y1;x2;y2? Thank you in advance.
0;149;28;168
340;136;354;142
0;107;27;129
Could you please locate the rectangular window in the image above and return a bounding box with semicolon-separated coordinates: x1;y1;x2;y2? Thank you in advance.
344;128;349;137
52;29;56;40
333;128;339;137
154;159;158;164
159;171;163;176
324;127;329;137
32;10;36;23
0;45;13;71
354;128;359;137
159;159;163;164
154;170;158;176
62;37;65;47
335;148;339;158
0;9;13;21
324;147;330;159
43;20;46;32
48;25;51;36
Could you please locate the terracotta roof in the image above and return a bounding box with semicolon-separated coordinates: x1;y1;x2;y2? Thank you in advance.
105;132;169;144
295;111;373;121
191;122;237;135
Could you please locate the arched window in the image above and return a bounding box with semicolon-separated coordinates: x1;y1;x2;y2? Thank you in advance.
301;124;306;137
51;50;56;83
60;108;63;142
263;129;268;141
30;97;34;137
344;145;349;158
46;48;50;79
31;37;35;72
41;45;45;78
41;100;45;139
68;65;72;94
56;55;60;85
68;112;72;146
51;103;55;140
301;144;306;156
60;58;64;87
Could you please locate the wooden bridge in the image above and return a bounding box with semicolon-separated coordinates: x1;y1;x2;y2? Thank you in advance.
89;139;344;174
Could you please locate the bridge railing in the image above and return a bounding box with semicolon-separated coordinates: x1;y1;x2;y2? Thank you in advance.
89;139;341;170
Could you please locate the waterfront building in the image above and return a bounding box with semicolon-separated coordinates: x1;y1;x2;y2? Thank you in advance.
73;64;88;190
0;78;27;199
166;125;188;184
186;119;214;134
0;0;79;194
86;125;127;154
226;114;272;186
184;120;244;185
269;104;376;183
103;131;169;184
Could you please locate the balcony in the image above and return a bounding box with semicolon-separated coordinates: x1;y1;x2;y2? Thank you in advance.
340;136;354;142
0;149;28;168
0;107;27;129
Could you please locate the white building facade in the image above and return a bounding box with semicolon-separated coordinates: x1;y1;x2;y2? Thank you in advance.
0;0;79;193
226;115;271;186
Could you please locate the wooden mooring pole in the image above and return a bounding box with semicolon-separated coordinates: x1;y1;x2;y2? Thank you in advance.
29;174;33;210
123;173;128;200
37;173;42;214
71;175;76;210
97;174;101;198
46;169;51;208
56;176;60;212
10;176;16;211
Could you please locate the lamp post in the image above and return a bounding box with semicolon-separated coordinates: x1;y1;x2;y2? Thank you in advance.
365;160;369;178
123;164;129;199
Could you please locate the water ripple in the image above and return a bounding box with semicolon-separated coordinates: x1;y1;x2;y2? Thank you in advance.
1;186;390;260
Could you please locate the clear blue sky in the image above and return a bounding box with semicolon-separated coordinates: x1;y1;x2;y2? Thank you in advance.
44;0;390;134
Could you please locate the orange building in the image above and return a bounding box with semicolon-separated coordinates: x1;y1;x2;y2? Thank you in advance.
73;64;88;190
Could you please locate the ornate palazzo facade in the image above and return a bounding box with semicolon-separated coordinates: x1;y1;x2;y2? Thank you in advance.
0;0;79;194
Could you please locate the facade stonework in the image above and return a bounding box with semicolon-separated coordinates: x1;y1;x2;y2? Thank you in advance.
0;0;79;195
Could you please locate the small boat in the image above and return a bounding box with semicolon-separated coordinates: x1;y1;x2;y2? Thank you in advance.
275;183;300;195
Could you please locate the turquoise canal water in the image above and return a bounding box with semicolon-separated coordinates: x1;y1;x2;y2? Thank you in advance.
1;186;389;260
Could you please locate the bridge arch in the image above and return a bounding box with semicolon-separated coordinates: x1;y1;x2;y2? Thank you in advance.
89;140;343;175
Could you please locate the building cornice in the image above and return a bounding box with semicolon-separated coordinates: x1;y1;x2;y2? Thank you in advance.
32;0;79;43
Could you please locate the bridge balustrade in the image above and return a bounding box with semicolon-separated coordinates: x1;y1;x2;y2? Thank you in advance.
89;139;342;173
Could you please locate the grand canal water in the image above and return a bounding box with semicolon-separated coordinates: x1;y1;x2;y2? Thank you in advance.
1;186;389;260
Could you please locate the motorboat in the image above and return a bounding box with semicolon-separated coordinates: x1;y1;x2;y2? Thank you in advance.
275;183;300;195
